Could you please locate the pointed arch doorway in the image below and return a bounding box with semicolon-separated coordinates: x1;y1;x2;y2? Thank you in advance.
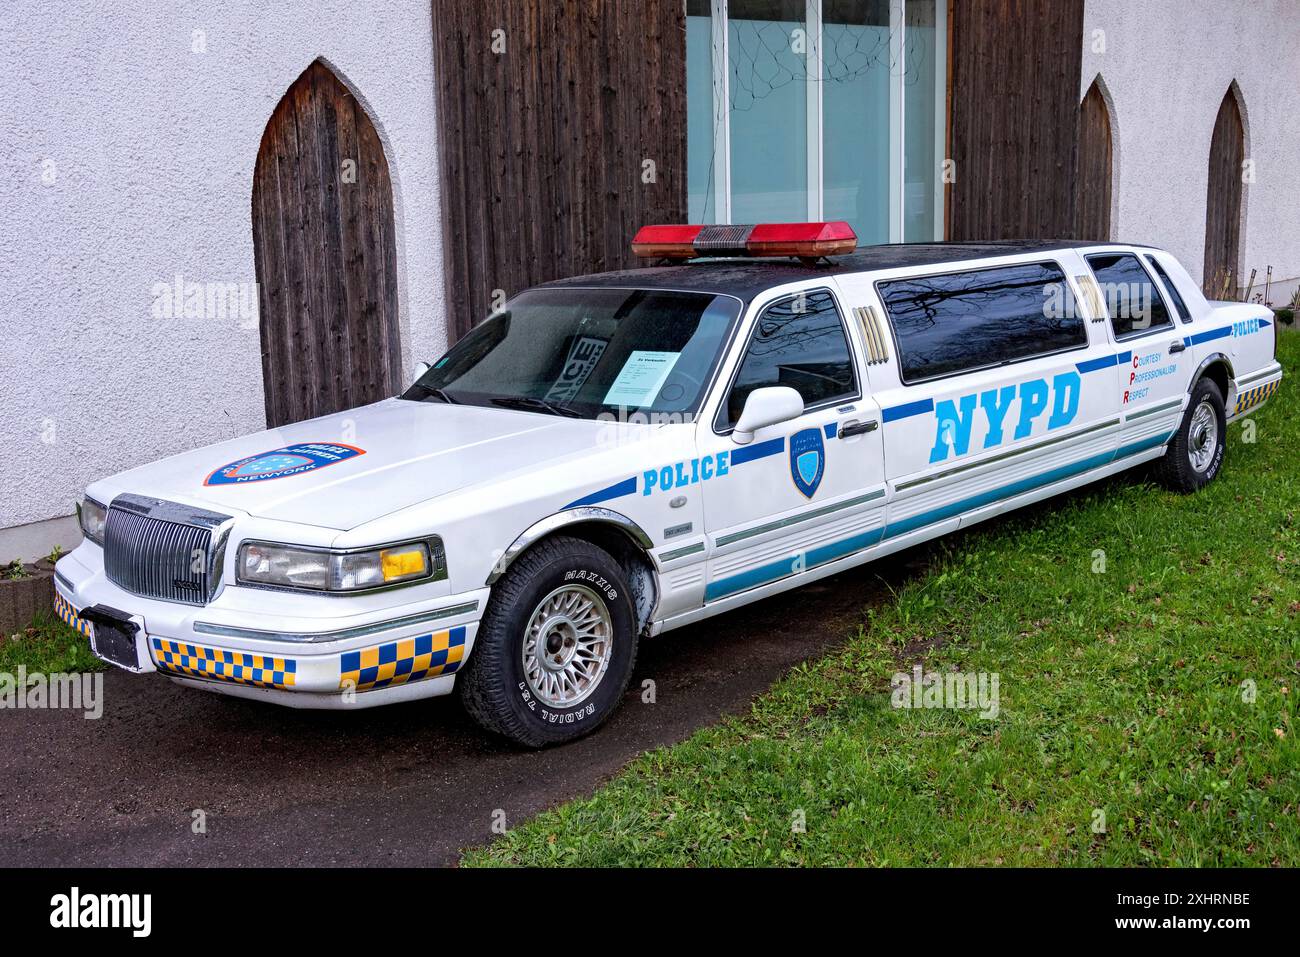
1074;77;1113;241
252;60;403;429
1203;85;1245;297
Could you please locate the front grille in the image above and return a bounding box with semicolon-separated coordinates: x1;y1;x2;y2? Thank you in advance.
103;495;230;605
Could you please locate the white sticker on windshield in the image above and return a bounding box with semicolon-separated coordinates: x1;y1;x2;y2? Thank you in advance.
602;351;679;408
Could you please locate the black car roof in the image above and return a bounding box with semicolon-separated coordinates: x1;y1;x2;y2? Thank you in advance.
540;239;1145;302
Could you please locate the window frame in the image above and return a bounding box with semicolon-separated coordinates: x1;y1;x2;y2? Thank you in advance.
687;0;947;242
872;258;1093;388
1143;254;1193;325
711;285;863;436
1084;252;1177;342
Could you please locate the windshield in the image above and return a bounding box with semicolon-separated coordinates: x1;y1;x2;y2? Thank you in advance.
401;287;742;420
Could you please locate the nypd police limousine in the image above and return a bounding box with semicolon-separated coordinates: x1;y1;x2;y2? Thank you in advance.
56;223;1282;746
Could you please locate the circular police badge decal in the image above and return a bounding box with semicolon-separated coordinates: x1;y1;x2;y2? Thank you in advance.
204;443;365;486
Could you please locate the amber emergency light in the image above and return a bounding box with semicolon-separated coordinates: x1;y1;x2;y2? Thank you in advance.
631;221;858;264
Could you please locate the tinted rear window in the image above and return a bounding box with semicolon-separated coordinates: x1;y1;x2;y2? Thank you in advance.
877;261;1086;383
1086;253;1174;338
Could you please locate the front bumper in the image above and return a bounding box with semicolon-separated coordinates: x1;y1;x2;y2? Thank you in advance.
54;546;487;709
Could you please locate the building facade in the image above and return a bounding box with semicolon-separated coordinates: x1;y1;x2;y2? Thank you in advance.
1;0;1297;561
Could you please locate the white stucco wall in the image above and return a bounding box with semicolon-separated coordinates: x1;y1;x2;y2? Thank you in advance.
1081;0;1300;295
0;0;446;557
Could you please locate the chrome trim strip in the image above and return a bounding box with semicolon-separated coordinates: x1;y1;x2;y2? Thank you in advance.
488;507;655;585
715;489;885;548
895;417;1122;492
1189;353;1235;392
1125;397;1183;422
1234;364;1282;389
658;542;705;562
54;567;75;593
192;601;480;644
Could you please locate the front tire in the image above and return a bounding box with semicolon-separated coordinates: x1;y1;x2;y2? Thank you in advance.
1156;377;1226;493
459;535;638;748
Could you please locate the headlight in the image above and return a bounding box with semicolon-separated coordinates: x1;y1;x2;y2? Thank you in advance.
236;538;445;592
78;497;108;545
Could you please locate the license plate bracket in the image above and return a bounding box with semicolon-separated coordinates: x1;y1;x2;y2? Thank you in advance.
79;604;144;672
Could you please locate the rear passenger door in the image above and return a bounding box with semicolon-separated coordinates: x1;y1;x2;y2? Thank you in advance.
695;287;887;603
1084;251;1194;452
844;258;1119;542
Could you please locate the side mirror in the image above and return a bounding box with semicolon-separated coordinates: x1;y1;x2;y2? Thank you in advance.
413;361;431;380
732;386;803;445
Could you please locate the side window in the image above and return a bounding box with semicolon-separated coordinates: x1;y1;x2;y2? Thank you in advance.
720;290;857;429
1145;255;1192;323
877;261;1086;384
1085;253;1174;338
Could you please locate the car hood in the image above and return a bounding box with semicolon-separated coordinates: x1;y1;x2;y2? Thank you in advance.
98;399;613;530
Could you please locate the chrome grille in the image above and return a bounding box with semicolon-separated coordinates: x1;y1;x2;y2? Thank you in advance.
103;495;231;605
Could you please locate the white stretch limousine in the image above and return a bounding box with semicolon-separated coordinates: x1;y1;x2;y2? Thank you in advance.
56;223;1282;746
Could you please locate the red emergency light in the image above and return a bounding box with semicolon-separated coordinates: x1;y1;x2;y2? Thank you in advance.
631;221;857;263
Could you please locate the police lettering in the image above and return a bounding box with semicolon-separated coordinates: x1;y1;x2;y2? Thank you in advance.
643;452;730;494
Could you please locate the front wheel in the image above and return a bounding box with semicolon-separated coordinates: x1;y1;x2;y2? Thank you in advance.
459;535;638;747
1155;378;1226;493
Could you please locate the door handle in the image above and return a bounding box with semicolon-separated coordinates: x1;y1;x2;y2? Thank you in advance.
839;419;878;438
1169;341;1187;354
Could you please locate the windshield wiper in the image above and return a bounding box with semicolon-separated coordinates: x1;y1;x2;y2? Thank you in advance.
411;383;459;404
489;396;583;418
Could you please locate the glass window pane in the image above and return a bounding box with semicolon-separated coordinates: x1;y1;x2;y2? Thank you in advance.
822;0;891;244
1086;253;1175;339
1145;255;1192;323
727;0;808;223
903;0;942;241
879;262;1086;383
408;289;741;418
722;290;857;427
686;1;717;223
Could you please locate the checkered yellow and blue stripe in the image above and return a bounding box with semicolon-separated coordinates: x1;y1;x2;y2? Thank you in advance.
1235;379;1280;416
53;591;93;638
152;638;297;689
339;626;466;692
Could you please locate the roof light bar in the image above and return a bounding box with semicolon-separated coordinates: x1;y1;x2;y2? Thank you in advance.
631;221;858;262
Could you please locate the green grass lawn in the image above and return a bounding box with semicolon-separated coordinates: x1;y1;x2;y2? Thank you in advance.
1;613;104;675
466;331;1300;867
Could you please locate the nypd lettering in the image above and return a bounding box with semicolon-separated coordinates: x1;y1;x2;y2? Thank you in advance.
204;443;365;486
642;452;730;495
929;372;1081;464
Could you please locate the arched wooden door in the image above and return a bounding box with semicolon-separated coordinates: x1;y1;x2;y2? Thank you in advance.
252;60;402;428
1203;87;1245;297
1074;79;1112;241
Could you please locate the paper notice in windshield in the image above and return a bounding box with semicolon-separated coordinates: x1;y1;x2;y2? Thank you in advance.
602;351;679;408
545;335;608;403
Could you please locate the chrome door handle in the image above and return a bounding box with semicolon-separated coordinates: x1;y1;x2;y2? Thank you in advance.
839;419;879;438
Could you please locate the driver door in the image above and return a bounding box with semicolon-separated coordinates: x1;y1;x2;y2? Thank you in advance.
695;286;886;603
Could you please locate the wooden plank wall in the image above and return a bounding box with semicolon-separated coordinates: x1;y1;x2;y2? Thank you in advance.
1203;88;1244;295
252;61;403;428
948;0;1085;241
1075;79;1112;241
432;0;688;342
